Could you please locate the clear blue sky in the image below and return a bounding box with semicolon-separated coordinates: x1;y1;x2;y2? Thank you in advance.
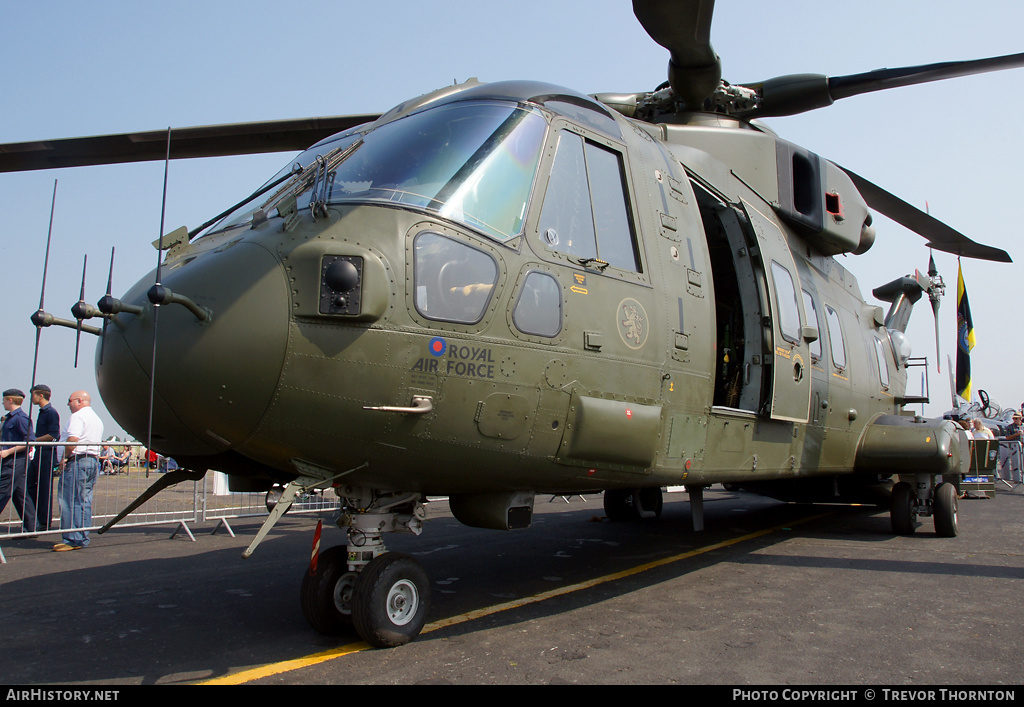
1;0;1023;438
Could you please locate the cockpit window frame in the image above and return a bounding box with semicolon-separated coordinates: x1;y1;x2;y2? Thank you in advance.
197;100;550;247
526;118;648;287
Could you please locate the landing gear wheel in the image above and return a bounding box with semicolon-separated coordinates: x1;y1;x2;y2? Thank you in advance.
301;546;357;634
934;482;959;537
891;481;917;535
352;552;430;648
266;486;286;513
604;487;663;521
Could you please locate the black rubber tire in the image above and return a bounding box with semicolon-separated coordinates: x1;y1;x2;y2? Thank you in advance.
352;552;430;648
934;482;959;537
604;487;663;521
891;481;917;535
603;489;634;521
300;546;357;635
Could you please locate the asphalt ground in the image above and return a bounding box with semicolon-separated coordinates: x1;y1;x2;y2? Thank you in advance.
1;486;1022;687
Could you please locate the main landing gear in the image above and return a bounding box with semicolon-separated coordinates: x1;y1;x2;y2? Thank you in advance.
300;488;430;648
890;474;959;538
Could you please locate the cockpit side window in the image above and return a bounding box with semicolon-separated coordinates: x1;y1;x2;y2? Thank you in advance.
413;232;498;324
512;271;562;338
538;130;641;273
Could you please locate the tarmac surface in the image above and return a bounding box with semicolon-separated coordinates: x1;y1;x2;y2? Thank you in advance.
1;486;1022;686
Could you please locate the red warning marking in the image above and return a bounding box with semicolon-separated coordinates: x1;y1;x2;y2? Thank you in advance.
309;519;323;576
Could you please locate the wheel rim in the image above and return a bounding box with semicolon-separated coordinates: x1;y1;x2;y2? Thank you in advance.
333;572;357;616
386;579;420;626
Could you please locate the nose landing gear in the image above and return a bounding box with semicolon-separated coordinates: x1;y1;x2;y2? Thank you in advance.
301;489;430;648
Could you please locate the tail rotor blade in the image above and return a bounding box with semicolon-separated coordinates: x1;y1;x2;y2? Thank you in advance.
928;252;942;374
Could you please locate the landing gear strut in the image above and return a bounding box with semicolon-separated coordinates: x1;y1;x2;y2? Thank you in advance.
890;475;959;537
301;488;430;648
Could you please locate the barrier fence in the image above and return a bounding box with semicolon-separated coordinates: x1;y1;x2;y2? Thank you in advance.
0;441;340;563
4;436;1023;563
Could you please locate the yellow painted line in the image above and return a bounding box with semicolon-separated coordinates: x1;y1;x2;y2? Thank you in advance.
202;642;372;685
200;510;834;685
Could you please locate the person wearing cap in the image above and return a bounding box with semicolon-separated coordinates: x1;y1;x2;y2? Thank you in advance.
0;389;34;531
54;390;103;552
1004;411;1024;484
28;385;60;532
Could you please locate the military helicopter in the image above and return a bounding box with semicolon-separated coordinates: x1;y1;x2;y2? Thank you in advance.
1;0;1020;649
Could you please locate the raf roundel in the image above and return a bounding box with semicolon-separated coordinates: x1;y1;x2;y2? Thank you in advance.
429;337;447;357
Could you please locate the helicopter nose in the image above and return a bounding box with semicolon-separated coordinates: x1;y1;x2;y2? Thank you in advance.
97;241;290;456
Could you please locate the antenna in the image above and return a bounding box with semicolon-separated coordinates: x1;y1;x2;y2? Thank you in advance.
145;128;172;476
72;255;88;368
98;247;115;365
28;179;59;426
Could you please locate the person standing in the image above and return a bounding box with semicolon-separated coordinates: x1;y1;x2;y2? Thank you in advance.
28;385;60;532
54;390;103;552
0;389;33;531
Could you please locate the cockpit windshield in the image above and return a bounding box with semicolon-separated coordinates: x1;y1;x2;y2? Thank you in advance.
201;101;548;243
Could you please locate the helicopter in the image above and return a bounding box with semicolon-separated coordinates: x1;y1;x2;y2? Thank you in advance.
1;0;1020;649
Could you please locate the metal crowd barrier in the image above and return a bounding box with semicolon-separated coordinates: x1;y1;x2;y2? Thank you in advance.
0;441;340;563
996;438;1024;489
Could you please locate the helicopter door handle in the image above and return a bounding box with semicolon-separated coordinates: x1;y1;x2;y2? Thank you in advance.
364;395;434;415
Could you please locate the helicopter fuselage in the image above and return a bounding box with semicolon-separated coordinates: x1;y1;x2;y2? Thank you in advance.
95;80;966;512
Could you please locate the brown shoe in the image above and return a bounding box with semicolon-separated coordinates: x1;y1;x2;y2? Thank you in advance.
52;543;81;552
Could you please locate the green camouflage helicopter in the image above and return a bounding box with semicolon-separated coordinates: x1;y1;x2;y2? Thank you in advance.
1;0;1018;648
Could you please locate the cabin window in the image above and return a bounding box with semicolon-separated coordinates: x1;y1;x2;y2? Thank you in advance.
538;130;641;272
873;337;890;389
770;261;801;344
801;290;821;362
413;232;497;324
512;271;562;338
825;304;846;370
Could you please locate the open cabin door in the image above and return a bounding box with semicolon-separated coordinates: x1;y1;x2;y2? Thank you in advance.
740;200;812;423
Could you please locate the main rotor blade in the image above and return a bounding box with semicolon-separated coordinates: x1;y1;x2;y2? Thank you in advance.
633;0;721;108
738;52;1024;119
0;114;380;173
839;166;1012;263
828;52;1024;102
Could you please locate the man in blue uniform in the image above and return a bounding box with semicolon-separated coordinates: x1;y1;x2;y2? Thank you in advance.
29;385;60;531
0;389;34;531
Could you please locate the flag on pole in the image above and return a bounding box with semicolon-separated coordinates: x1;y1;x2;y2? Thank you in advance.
955;263;975;401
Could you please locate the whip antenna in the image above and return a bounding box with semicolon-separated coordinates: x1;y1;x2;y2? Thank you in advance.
28;179;59;425
145;128;172;476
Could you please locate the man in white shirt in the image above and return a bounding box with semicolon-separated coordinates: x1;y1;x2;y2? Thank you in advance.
54;390;104;552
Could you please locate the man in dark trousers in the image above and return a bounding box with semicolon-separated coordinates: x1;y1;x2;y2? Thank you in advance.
0;389;33;531
28;385;60;531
